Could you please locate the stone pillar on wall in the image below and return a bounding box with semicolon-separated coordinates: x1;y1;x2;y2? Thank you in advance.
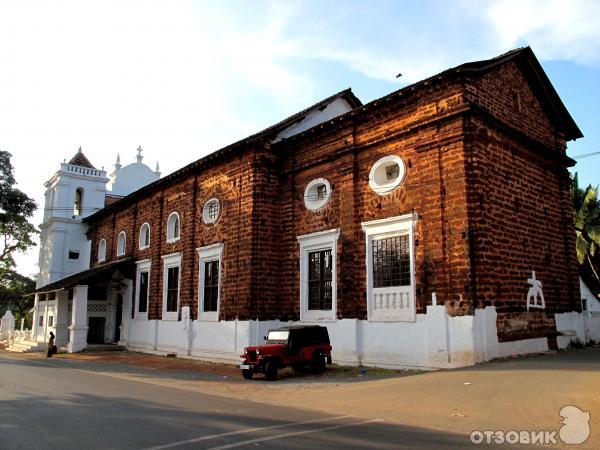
119;279;133;346
32;294;40;341
54;290;70;348
106;289;116;343
180;305;193;356
68;285;88;353
426;304;450;366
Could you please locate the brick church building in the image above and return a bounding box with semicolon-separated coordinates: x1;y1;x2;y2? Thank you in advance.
31;47;591;368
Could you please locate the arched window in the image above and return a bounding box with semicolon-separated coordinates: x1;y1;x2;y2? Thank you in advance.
117;231;126;256
98;239;106;262
139;223;150;249
74;188;84;216
166;212;180;242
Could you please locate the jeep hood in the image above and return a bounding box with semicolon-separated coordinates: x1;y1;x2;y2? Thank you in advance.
245;343;286;355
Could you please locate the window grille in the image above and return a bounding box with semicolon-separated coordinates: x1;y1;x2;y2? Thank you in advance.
166;266;179;312
208;201;219;221
372;235;410;288
203;199;220;223
203;260;219;312
308;249;332;310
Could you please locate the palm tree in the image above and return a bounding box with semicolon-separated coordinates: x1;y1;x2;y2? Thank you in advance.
572;173;600;280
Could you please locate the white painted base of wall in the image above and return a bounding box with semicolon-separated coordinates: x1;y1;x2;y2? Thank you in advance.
119;306;600;370
555;310;600;347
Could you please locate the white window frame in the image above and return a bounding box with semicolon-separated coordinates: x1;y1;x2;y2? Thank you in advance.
166;212;180;243
139;222;151;250
362;213;417;322
304;178;332;211
197;243;224;321
202;198;221;225
368;155;406;195
135;259;151;319
116;231;127;256
161;252;182;321
98;239;106;262
297;228;339;322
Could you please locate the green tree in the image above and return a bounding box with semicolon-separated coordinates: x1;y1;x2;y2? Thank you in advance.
572;173;600;280
0;270;35;327
0;150;38;274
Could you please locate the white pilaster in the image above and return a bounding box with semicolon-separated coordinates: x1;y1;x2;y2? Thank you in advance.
43;297;50;342
55;290;70;347
32;294;40;341
68;285;88;353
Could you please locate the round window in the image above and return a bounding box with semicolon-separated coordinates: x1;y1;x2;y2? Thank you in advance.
203;198;220;224
304;178;331;211
368;155;406;195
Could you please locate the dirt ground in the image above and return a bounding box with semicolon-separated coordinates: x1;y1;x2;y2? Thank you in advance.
5;347;600;448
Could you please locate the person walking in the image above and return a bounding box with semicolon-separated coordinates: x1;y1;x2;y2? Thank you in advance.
47;331;57;357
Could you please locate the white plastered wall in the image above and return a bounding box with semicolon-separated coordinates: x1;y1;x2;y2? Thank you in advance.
124;304;600;370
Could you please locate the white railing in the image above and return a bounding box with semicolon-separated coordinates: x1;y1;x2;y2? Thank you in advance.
61;163;105;178
371;287;415;321
5;329;33;347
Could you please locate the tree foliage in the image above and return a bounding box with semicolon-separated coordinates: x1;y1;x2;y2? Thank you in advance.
572;173;600;280
0;150;38;273
0;270;35;327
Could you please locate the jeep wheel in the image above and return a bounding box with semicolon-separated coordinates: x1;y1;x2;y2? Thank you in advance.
241;364;254;380
264;360;278;381
311;351;326;374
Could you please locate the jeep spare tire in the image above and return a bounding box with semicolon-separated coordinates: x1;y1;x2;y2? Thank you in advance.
311;351;326;374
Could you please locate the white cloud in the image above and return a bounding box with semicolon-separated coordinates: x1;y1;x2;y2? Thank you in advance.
484;0;600;64
0;0;316;276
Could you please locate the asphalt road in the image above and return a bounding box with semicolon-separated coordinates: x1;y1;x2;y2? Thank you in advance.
0;354;472;449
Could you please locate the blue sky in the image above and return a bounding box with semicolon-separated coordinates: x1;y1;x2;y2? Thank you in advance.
1;0;599;276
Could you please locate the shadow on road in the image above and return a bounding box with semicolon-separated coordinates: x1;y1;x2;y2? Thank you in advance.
1;384;475;449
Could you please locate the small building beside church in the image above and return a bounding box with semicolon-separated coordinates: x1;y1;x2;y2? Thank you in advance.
31;47;597;368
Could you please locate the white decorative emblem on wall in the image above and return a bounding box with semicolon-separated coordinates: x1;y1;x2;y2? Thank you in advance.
526;271;545;311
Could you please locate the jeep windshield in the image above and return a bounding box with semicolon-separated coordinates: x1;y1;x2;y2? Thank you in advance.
266;330;289;344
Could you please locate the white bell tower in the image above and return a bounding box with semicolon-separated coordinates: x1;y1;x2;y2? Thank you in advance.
37;148;108;288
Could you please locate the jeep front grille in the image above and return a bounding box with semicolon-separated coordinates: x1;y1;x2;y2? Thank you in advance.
246;350;257;362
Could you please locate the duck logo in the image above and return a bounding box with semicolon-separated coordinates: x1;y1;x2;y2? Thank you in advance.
559;405;591;445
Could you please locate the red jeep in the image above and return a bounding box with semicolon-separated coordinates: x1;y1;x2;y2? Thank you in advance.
240;325;332;380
